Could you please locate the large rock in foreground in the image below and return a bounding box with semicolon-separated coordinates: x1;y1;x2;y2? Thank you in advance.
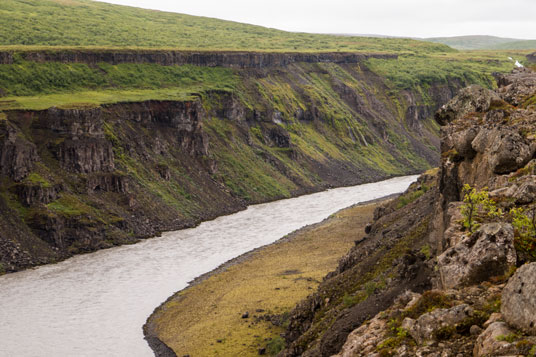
501;263;536;334
437;223;516;289
402;304;473;345
435;85;500;125
473;322;514;357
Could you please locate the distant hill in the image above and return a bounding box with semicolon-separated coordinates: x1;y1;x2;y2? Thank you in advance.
491;40;536;50
426;35;536;50
0;0;451;53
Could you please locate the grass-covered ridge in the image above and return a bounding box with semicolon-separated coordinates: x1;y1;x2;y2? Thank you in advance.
365;51;527;90
426;35;536;50
0;0;450;53
0;59;237;109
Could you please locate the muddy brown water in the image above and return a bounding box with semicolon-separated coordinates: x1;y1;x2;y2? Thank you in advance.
0;175;417;357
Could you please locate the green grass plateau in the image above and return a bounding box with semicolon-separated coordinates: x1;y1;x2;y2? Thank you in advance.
0;0;450;53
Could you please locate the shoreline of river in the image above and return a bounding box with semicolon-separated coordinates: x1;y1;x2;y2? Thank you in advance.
143;193;398;357
1;171;420;276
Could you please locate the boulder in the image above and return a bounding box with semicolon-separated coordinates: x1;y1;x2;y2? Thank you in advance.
335;313;387;357
402;304;473;345
473;322;513;357
452;127;479;159
437;223;516;289
471;129;535;174
435;86;500;126
512;179;536;204
501;263;536;334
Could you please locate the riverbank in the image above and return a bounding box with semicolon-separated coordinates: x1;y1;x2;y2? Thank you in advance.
144;196;392;356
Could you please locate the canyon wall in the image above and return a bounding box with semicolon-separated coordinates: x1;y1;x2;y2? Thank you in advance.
0;54;463;273
0;49;395;68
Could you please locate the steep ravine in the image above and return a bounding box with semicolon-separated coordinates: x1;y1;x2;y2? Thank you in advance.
0;52;465;273
280;67;536;356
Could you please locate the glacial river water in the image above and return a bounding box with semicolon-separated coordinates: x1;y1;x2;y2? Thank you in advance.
0;175;417;357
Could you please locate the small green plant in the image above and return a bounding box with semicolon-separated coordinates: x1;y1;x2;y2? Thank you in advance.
433;325;456;340
482;294;502;314
266;336;285;355
419;244;431;259
516;340;536;356
405;291;453;318
250;126;264;142
497;332;522;343
397;184;429;209
460;184;502;232
510;206;536;259
365;281;377;296
342;292;364;308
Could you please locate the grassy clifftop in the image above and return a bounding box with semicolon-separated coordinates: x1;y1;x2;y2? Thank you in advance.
0;0;450;53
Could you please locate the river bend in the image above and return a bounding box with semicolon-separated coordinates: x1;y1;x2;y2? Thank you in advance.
0;175;417;357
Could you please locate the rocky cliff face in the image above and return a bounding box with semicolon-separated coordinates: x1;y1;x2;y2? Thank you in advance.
0;56;462;273
0;49;396;68
281;68;536;357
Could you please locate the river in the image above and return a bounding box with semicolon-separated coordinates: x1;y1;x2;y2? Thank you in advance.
0;175;417;357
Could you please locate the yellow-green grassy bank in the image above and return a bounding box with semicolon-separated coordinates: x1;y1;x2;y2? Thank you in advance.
146;199;387;356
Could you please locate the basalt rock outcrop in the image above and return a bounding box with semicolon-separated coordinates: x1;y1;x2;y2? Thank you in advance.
0;49;396;68
280;68;536;356
0;120;38;181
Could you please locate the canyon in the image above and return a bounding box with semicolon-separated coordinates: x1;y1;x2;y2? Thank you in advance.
0;50;462;273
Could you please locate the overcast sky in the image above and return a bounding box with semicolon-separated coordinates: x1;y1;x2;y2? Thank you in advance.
95;0;536;39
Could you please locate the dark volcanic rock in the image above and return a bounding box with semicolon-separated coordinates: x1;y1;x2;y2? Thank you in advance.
0;50;397;68
87;173;129;194
0;121;38;181
268;126;291;148
14;183;62;206
55;138;115;174
495;67;536;106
